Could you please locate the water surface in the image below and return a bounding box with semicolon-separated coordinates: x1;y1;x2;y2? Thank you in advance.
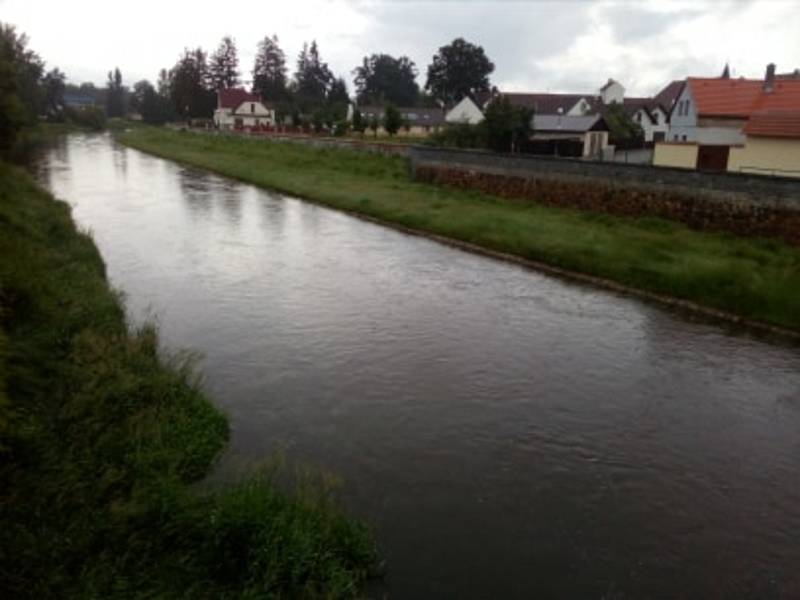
35;134;800;599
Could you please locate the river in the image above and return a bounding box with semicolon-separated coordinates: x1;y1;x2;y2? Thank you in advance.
34;134;800;599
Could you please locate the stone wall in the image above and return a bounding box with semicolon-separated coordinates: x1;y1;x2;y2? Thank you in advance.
409;146;800;246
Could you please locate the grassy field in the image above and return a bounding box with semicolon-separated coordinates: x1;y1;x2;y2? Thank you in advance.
0;160;374;598
118;127;800;332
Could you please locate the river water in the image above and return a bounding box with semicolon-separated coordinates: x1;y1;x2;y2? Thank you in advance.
34;134;800;599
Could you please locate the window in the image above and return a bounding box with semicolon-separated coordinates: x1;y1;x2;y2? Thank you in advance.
653;113;659;124
674;134;679;141
250;103;255;113
682;134;687;141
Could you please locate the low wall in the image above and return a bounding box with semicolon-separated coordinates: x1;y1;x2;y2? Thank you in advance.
197;127;412;158
409;146;800;246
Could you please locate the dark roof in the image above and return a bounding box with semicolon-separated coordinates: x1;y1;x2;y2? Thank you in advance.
600;79;619;91
533;114;608;133
620;97;664;120
217;88;261;109
777;69;800;80
653;80;684;110
501;93;599;115
358;105;446;126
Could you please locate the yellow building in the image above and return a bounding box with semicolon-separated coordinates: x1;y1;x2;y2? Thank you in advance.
728;111;800;178
654;66;800;178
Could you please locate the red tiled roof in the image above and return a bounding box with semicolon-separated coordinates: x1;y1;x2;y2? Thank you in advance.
218;88;261;109
743;110;800;138
688;77;800;118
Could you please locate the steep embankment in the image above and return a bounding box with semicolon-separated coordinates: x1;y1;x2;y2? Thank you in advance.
119;128;800;334
0;159;373;598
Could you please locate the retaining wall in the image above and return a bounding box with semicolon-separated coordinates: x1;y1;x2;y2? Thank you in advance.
409;146;800;246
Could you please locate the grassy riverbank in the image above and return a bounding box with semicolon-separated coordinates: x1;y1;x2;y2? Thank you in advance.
0;160;374;597
118;127;800;332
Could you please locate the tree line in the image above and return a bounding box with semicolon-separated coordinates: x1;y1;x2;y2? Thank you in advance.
125;34;497;127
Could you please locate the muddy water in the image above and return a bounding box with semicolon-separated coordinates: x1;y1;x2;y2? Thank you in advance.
35;134;800;599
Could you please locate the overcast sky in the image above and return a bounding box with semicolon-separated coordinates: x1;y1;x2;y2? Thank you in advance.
2;0;798;97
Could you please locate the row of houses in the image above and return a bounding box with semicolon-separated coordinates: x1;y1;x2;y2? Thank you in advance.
654;65;800;176
211;62;800;178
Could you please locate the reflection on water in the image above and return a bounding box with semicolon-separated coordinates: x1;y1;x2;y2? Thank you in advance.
34;133;800;599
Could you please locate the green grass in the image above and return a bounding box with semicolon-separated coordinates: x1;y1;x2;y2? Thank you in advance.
119;127;800;332
0;160;374;598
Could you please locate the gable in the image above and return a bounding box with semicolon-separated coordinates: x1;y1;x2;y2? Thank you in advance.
233;100;273;115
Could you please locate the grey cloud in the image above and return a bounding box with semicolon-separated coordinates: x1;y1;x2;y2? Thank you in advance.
348;1;594;90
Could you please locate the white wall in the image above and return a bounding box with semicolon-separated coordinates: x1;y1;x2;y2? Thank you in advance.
601;80;625;104
667;84;746;145
567;98;592;116
215;101;276;129
445;97;484;124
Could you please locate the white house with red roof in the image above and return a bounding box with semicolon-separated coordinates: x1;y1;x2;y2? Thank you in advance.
213;88;276;130
654;64;800;176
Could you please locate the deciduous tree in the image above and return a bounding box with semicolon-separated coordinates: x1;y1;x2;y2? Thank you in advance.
353;53;418;106
0;23;44;127
481;96;533;153
383;103;402;136
41;67;65;120
168;48;215;119
425;38;494;106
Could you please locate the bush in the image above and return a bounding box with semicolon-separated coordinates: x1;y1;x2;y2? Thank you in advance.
65;105;106;130
427;122;486;148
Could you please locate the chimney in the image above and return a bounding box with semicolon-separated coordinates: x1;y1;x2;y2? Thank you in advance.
764;63;776;92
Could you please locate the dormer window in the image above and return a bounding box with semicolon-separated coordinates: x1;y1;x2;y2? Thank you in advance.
251;103;255;113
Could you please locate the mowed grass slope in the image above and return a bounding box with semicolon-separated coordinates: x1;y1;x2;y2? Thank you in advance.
119;128;800;331
0;160;374;598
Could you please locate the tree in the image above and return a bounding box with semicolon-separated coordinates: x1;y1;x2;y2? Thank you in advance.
481;96;533;153
383;104;402;137
130;79;170;124
209;36;240;90
368;115;379;138
352;107;365;136
0;27;26;149
105;67;125;117
41;67;65;120
0;23;44;127
168;48;215;119
353;53;418;106
425;37;494;106
252;34;287;102
603;103;644;149
326;76;349;121
293;40;332;112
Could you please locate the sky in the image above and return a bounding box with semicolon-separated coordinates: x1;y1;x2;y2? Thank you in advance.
2;0;799;98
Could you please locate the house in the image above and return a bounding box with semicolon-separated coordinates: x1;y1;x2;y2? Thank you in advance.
445;96;485;125
600;79;625;104
213;88;276;130
653;64;800;176
599;79;673;143
500;92;598;116
526;114;611;158
356;105;446;136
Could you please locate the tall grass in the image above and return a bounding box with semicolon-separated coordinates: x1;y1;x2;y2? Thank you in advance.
0;160;374;598
120;128;800;332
